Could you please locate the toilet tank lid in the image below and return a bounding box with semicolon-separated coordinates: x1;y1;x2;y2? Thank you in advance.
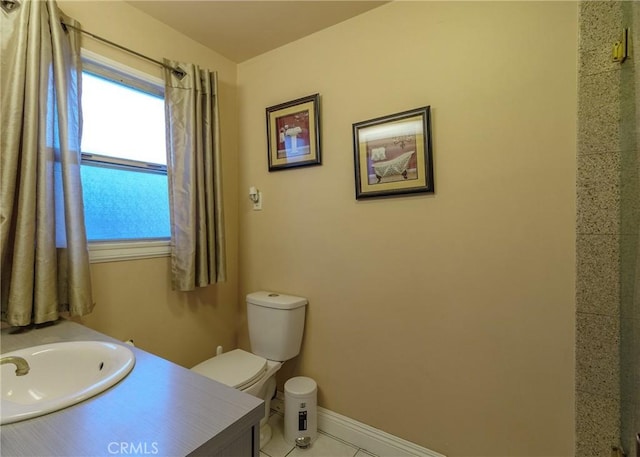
247;291;307;310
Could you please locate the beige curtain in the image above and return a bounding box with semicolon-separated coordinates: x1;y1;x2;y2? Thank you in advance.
1;0;94;326
164;60;226;291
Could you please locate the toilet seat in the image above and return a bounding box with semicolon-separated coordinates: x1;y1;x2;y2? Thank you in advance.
191;349;267;390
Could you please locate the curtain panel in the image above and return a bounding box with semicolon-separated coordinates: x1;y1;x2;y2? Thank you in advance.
1;0;94;326
164;61;226;291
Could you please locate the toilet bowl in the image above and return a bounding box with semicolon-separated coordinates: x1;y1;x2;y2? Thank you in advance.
191;291;308;449
192;349;282;446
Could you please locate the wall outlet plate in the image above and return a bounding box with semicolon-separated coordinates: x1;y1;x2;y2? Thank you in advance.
253;191;262;210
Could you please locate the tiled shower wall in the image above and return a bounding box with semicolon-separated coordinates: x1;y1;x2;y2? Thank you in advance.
620;3;640;455
576;1;639;456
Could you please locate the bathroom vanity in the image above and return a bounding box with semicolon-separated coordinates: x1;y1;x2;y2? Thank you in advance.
0;320;263;456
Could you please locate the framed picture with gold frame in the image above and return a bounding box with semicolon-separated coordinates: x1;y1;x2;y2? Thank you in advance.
353;106;433;199
266;94;321;171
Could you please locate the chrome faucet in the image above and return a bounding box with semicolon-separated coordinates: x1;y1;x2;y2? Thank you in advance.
1;356;30;376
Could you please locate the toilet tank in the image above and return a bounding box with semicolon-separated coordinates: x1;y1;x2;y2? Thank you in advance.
247;291;307;362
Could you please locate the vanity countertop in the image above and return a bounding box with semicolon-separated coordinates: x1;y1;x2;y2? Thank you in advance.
1;320;263;456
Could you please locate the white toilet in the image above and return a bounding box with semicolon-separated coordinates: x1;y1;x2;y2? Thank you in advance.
191;291;308;449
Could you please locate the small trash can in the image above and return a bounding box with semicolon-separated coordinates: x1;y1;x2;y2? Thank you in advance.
284;376;318;446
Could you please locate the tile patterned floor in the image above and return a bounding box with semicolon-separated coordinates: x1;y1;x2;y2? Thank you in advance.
260;411;378;457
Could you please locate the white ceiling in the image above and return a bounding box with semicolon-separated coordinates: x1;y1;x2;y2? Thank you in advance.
126;1;387;63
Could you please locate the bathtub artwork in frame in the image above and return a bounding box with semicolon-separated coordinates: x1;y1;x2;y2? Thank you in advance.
353;106;433;199
266;93;321;171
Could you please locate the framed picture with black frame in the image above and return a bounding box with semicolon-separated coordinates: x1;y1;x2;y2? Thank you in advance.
353;106;433;199
266;94;321;171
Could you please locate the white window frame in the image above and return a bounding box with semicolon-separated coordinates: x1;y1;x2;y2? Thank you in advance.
81;49;170;263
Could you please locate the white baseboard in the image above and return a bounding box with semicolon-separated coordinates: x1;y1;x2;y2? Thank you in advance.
274;392;445;457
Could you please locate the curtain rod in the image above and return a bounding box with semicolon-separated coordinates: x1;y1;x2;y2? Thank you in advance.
61;22;186;80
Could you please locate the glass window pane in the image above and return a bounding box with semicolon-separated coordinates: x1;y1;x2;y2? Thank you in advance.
81;72;166;165
81;164;170;241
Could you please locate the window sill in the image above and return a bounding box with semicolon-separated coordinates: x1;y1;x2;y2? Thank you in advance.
88;240;170;263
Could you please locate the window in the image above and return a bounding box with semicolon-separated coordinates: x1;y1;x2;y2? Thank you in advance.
80;51;170;262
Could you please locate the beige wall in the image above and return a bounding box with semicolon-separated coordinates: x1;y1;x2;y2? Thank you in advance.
237;2;577;456
57;0;241;368
51;1;578;455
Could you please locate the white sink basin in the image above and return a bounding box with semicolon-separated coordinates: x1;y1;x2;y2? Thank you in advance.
1;341;135;424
